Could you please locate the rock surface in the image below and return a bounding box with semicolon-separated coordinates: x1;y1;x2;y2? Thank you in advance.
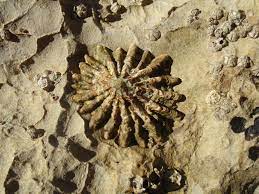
0;0;258;194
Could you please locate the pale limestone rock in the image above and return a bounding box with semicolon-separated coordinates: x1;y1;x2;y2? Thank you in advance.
0;0;258;194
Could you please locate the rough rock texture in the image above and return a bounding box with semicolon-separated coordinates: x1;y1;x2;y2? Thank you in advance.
0;0;259;194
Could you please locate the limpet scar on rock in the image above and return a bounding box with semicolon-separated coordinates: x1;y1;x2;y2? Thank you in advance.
72;44;184;147
145;29;161;41
248;146;259;161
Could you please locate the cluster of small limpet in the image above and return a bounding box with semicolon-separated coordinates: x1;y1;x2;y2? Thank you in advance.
210;54;254;78
208;8;259;52
130;167;183;193
206;90;237;120
223;55;254;68
73;1;125;22
210;54;258;83
35;70;61;92
101;1;126;22
207;54;259;120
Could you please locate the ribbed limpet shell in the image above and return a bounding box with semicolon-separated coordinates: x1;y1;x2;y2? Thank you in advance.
72;44;184;147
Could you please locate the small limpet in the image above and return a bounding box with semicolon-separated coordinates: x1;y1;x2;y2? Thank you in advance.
131;176;149;193
235;25;250;38
209;37;228;52
237;56;253;68
74;3;89;19
187;8;201;24
248;25;259;39
207;25;217;37
220;21;234;36
208;17;219;26
214;27;224;38
145;29;161;41
211;8;224;20
238;22;253;37
110;2;123;14
223;55;237;67
251;66;259;77
228;10;245;26
210;62;223;79
37;76;51;90
227;30;239;42
191;8;201;16
206;90;221;105
35;70;61;91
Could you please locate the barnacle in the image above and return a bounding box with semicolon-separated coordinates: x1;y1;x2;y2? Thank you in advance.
72;44;184;147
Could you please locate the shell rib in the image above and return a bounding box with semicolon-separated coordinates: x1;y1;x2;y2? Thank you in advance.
72;44;184;147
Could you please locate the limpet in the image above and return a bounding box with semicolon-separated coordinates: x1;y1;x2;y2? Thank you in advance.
228;10;245;26
211;8;224;20
145;29;161;41
223;55;237;67
227;30;239;42
72;44;184;147
237;56;253;68
73;3;89;19
209;37;228;52
248;25;259;39
110;2;123;14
